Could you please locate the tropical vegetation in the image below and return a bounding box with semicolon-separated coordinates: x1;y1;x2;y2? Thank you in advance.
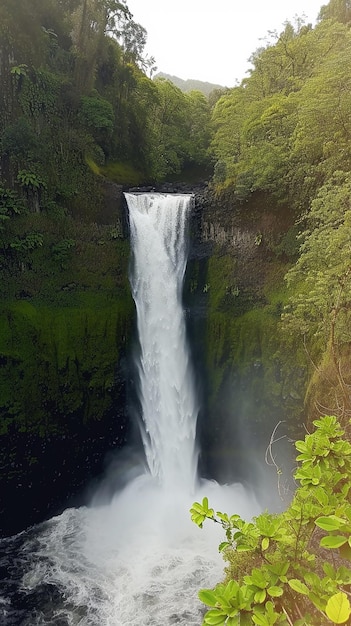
191;415;351;625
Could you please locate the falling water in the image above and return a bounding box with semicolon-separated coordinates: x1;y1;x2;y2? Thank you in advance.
126;192;198;492
0;193;260;626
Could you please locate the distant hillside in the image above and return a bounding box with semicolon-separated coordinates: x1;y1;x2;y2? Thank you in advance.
154;72;225;97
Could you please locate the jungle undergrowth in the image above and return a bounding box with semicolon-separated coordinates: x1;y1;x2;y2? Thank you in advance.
190;415;351;625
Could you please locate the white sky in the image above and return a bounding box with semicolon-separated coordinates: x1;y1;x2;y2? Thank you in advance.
128;0;325;86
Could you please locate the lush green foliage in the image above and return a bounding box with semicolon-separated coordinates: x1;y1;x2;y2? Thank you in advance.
207;1;351;414
191;416;351;625
210;11;351;209
283;172;351;342
0;0;212;225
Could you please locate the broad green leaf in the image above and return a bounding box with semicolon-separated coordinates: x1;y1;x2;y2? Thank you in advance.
295;440;307;453
217;512;229;524
304;572;320;588
288;579;309;595
226;616;240;626
315;516;345;531
246;568;267;589
261;537;269;551
190;512;205;527
325;592;351;624
267;586;283;598
236;544;253;552
320;535;348;549
221;580;238;597
199;589;219;607
254;589;266;603
323;562;336;579
267;562;289;577
310;591;326;612
204;609;228;625
314;486;330;506
266;600;278;618
190;502;204;513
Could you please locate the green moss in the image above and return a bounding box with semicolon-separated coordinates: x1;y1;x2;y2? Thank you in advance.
207;252;237;312
99;160;145;185
204;250;308;431
1;214;131;303
0;291;134;435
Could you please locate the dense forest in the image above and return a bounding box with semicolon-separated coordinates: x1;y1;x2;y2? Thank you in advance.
0;0;212;202
155;72;225;97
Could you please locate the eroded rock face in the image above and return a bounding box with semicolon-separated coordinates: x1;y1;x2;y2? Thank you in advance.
185;188;304;495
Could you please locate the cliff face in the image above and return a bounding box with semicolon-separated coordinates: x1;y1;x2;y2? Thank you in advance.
0;182;134;536
0;183;308;535
186;189;308;490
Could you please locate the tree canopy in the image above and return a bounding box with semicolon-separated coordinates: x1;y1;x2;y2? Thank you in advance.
0;0;212;219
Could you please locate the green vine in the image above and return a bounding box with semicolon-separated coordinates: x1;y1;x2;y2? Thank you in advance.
190;416;351;625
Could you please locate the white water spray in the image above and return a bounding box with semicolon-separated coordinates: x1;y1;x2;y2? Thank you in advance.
5;193;261;626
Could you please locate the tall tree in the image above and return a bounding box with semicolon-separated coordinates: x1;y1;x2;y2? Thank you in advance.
319;0;351;23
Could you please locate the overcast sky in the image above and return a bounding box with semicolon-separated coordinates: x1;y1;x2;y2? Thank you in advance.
128;0;325;87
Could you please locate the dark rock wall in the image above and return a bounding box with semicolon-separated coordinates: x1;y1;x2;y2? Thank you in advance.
186;189;307;503
0;182;134;536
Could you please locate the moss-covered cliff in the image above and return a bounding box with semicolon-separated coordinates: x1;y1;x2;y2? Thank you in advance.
187;190;311;488
0;183;134;535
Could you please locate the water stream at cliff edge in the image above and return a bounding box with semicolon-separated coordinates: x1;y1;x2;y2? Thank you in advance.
0;193;260;625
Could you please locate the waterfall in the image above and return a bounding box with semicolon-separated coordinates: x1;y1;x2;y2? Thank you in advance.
126;192;198;492
0;193;260;626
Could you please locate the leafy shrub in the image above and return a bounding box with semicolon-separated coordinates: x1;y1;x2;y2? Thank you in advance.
191;416;351;625
79;95;114;132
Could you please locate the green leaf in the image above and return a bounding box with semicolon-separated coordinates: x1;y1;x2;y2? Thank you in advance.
199;590;219;607
288;579;309;595
320;535;348;549
261;537;270;551
314;486;330;506
267;562;289;578
323;563;336;580
226;616;240;626
254;589;266;603
217;512;230;524
267;586;283;598
203;609;228;625
190;502;205;513
325;592;351;624
315;516;345;531
236;544;253;552
190;512;205;527
246;568;268;590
